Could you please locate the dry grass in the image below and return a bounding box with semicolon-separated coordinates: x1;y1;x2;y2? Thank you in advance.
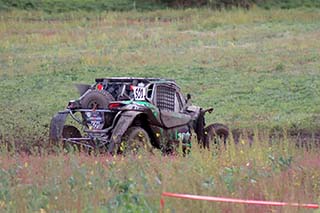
0;135;319;212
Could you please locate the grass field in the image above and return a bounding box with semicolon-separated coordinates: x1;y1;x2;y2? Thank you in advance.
0;8;319;212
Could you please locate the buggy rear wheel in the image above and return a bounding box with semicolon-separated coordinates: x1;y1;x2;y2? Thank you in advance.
119;127;152;155
62;125;82;152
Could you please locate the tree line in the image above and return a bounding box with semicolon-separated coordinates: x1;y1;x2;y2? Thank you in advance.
0;0;319;12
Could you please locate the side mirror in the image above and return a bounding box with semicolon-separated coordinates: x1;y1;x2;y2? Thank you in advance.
187;93;191;101
200;107;214;115
206;108;214;114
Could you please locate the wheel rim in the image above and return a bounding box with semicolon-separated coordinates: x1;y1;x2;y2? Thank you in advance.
87;100;100;109
130;130;149;152
120;131;150;154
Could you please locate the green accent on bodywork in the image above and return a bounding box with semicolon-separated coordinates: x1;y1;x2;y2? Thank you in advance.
160;128;163;135
121;100;159;117
184;143;192;147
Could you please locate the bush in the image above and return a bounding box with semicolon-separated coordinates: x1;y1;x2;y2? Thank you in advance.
0;0;319;12
257;0;320;9
0;0;164;12
159;0;320;9
160;0;253;9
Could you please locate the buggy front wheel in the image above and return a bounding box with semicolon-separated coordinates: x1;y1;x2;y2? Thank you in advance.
204;123;229;149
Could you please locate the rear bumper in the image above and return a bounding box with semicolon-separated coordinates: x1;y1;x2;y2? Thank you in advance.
50;109;146;152
50;109;117;149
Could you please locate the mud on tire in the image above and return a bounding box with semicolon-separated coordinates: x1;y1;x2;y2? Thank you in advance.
119;127;152;155
204;123;229;149
61;125;82;152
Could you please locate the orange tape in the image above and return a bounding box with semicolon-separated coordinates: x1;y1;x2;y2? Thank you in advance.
161;192;319;209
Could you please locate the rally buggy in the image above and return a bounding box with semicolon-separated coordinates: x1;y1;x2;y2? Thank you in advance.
49;77;229;154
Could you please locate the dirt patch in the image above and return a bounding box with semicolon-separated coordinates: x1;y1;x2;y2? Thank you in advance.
1;127;320;155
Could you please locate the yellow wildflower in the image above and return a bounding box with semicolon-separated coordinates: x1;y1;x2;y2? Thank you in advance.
0;200;5;208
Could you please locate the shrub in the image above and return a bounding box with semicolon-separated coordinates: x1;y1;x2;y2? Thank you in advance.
0;0;319;12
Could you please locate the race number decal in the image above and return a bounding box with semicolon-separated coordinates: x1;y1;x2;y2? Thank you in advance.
133;86;146;100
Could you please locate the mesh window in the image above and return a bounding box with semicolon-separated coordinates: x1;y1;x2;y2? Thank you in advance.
156;85;175;111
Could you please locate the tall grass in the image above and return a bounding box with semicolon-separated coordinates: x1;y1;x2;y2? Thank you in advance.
0;134;319;212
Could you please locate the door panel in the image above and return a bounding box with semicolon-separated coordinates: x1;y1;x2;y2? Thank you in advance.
160;110;191;128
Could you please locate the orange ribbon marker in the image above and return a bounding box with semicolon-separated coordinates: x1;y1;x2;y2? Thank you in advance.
161;192;319;209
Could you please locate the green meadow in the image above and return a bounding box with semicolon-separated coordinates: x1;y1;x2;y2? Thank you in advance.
0;7;319;212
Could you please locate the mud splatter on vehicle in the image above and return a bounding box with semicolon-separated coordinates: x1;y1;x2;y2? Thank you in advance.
49;77;229;154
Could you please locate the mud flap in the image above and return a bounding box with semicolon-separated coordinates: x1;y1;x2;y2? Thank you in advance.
108;111;143;153
195;110;206;146
75;83;90;96
49;111;69;142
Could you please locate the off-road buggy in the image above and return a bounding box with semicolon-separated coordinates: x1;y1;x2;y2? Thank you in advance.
49;77;229;154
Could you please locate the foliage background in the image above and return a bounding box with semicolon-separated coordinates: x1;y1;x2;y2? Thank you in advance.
1;0;320;12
